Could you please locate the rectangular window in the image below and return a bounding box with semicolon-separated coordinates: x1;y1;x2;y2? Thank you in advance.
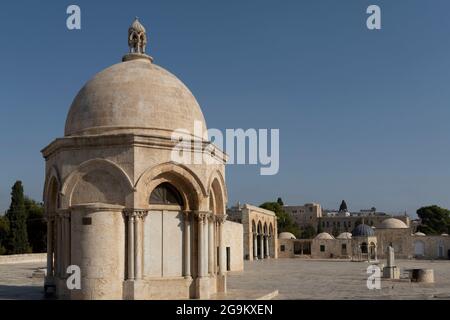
280;245;285;252
320;245;325;252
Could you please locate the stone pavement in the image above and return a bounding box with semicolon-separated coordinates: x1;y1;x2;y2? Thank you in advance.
227;259;450;299
1;259;450;300
0;262;45;300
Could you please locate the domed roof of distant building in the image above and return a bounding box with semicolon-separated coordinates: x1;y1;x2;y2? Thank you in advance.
337;232;352;239
315;232;335;240
414;232;426;236
442;233;449;237
279;232;296;240
379;218;408;229
351;224;374;237
64;19;206;139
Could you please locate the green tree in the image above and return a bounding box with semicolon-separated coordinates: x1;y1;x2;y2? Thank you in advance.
299;224;316;239
317;218;323;234
331;225;340;238
276;197;284;206
25;197;46;253
0;215;9;255
260;201;300;237
5;181;31;254
416;205;450;235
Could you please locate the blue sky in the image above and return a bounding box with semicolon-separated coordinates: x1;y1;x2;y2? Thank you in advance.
1;0;450;216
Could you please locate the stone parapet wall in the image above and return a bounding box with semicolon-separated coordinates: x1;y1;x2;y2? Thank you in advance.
0;253;46;265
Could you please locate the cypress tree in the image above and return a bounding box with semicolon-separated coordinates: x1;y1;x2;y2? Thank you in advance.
5;181;30;254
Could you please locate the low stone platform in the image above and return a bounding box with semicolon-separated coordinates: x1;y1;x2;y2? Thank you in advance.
210;289;279;300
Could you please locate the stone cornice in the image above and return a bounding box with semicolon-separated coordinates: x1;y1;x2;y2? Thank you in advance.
69;203;125;213
41;133;228;164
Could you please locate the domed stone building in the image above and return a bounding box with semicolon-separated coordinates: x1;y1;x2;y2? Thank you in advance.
351;223;377;261
42;19;229;299
375;218;410;259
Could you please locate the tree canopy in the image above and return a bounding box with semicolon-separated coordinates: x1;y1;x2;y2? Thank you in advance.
25;197;46;253
1;181;47;255
299;224;316;239
260;201;300;237
5;181;30;254
416;205;450;235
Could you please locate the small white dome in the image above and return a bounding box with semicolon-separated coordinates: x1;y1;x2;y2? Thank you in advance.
315;232;335;240
279;232;296;240
414;232;426;236
442;233;449;237
337;232;352;239
379;218;408;229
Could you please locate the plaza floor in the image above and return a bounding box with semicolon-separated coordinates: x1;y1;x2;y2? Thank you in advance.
228;259;450;299
1;259;450;299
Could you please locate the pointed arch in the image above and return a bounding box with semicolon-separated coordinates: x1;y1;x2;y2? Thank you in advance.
61;159;134;208
135;162;206;211
43;165;62;214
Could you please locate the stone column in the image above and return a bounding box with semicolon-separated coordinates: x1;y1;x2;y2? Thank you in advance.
134;210;148;280
126;212;135;280
217;214;227;275
197;212;206;278
208;214;214;276
63;212;71;273
259;234;264;259
55;215;61;277
265;235;270;258
46;216;54;277
183;211;191;278
253;233;258;260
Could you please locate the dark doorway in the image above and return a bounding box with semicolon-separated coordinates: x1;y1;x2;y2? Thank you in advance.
294;242;302;255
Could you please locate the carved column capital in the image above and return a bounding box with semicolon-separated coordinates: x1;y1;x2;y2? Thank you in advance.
207;212;216;222
216;214;227;224
193;210;211;223
55;209;70;219
123;208;148;220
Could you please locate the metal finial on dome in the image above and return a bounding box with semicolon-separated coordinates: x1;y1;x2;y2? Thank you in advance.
128;17;147;54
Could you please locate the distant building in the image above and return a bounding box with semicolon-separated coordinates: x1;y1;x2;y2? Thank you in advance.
284;200;410;237
227;203;278;261
283;203;322;228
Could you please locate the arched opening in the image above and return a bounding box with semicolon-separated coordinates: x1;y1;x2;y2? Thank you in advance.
145;182;187;278
369;242;376;260
269;224;274;258
251;220;257;260
210;178;225;215
263;223;268;258
414;240;425;257
361;242;368;254
150;182;184;207
257;222;263;259
438;242;444;258
45;176;59;279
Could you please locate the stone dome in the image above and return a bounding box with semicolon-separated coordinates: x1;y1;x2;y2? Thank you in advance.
351;224;374;237
279;232;296;240
64;58;207;138
315;232;334;240
414;232;426;236
337;232;352;239
379;218;408;229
